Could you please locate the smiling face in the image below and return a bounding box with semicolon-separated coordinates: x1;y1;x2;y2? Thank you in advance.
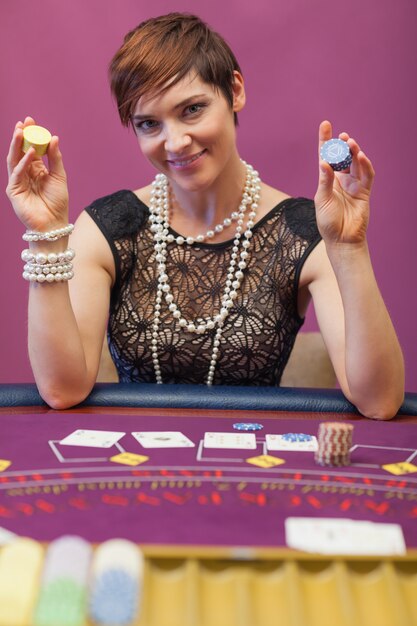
132;72;245;193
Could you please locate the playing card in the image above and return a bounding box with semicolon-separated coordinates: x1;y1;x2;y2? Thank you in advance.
131;431;195;448
266;434;318;452
203;432;256;449
285;517;406;555
59;429;125;448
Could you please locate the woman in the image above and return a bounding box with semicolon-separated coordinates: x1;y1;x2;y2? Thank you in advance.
6;13;404;417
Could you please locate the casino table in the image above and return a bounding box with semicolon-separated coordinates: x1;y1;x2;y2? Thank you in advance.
1;383;417;626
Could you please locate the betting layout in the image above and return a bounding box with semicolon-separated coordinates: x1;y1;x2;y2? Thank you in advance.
0;413;417;551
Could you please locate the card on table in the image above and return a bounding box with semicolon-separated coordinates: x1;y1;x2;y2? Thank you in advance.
0;460;11;472
131;431;195;448
382;462;417;475
285;517;406;555
59;429;126;448
266;434;318;452
110;452;149;466
203;432;256;450
246;455;285;468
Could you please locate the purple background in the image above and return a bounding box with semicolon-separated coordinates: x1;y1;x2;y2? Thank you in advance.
1;0;416;389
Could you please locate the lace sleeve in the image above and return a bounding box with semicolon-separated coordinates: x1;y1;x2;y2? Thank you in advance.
85;189;149;307
283;197;322;292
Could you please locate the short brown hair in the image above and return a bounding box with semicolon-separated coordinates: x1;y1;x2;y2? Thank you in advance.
109;13;242;127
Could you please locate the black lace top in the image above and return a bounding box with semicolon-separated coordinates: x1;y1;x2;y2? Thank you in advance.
85;190;321;385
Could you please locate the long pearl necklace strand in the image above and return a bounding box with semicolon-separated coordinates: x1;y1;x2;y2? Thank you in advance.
149;160;261;385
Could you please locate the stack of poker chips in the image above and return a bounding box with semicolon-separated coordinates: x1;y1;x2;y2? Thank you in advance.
315;422;353;467
0;537;44;626
233;422;263;431
22;124;52;156
89;539;144;625
282;433;313;443
320;138;352;171
33;535;92;626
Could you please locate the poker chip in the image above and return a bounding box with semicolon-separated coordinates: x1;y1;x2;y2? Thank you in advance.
22;125;52;156
34;579;86;626
89;539;144;625
34;535;91;626
233;423;263;431
320;138;352;171
282;433;313;443
314;422;353;467
0;538;44;626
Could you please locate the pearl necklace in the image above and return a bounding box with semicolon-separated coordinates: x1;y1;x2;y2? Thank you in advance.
149;160;261;385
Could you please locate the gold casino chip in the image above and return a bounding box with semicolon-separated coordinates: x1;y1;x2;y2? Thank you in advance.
22;125;52;156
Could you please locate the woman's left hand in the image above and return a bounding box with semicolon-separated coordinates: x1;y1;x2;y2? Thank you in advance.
314;120;375;246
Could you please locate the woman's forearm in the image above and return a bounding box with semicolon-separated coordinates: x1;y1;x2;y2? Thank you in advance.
327;241;404;419
28;285;94;409
26;240;95;409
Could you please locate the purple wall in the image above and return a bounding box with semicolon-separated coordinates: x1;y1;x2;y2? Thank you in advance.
1;0;416;390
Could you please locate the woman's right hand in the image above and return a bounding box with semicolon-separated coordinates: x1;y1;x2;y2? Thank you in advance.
6;117;69;232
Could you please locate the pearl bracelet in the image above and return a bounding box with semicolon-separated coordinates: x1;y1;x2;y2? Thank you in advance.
21;248;75;283
22;269;74;283
22;224;74;242
21;248;75;264
23;262;73;274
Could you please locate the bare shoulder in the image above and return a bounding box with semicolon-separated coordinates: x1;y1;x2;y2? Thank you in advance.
299;239;333;288
71;210;116;284
258;182;291;219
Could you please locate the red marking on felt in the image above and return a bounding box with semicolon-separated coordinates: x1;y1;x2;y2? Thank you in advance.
160;469;175;477
136;492;160;506
307;496;322;509
293;473;302;481
17;503;34;516
204;471;212;477
0;506;12;518
340;499;352;511
163;492;188;505
386;480;398;488
334;476;354;483
411;507;417;518
239;492;257;503
320;475;330;481
365;500;389;515
102;494;129;506
0;477;9;483
60;472;74;480
69;497;89;511
36;499;55;513
362;478;372;484
257;493;267;506
290;496;301;506
131;470;151;476
16;475;27;482
179;470;194;476
198;495;208;505
31;474;44;481
215;470;223;477
211;491;222;505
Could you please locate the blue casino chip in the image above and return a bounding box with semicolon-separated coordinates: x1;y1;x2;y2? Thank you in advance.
320;138;352;171
282;433;313;442
233;423;263;431
89;569;138;625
